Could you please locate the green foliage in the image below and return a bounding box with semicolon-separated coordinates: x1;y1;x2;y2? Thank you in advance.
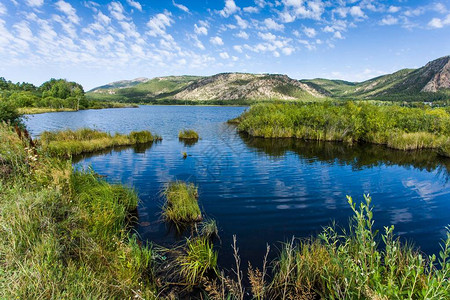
40;128;161;157
162;181;201;223
0;124;157;299
179;129;199;140
0;101;22;125
200;219;219;240
269;195;450;299
235;101;450;151
177;237;218;285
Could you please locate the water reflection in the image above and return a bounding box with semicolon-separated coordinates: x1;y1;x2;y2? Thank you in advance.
239;133;450;179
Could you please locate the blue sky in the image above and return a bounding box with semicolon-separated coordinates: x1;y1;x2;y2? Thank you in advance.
0;0;449;90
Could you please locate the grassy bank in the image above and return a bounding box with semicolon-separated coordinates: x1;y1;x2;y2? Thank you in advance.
0;123;157;299
162;181;202;224
232;102;450;153
179;129;200;140
19;103;138;115
40;128;161;157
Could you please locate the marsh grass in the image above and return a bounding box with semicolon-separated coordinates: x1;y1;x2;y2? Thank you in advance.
179;129;199;140
234;102;450;152
176;237;218;286
0;123;157;299
200;219;219;240
162;181;202;224
40;128;161;157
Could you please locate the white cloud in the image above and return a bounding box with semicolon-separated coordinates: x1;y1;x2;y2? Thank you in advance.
0;3;6;15
429;14;450;28
380;15;398;26
13;21;33;41
108;2;126;21
126;0;142;12
235;15;249;29
264;18;284;31
194;24;208;35
233;45;243;53
282;0;324;20
388;6;401;13
56;1;80;24
349;6;365;19
220;0;239;18
303;27;316;38
258;32;276;41
210;36;224;45
323;25;334;33
219;52;230;59
273;51;280;57
26;0;44;7
282;47;294;55
173;0;189;13
235;31;249;39
97;12;111;25
243;7;259;13
334;31;343;39
147;11;174;37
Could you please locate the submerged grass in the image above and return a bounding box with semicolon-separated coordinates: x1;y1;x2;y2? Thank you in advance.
162;181;202;223
40;128;161;157
234;102;450;153
179;129;199;140
0;123;157;299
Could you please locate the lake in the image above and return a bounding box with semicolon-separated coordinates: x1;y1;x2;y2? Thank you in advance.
25;105;450;267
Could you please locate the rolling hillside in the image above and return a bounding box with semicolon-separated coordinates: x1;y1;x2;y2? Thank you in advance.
88;55;450;103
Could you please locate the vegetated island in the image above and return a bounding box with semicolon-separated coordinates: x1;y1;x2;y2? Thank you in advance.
1;111;449;298
230;101;450;157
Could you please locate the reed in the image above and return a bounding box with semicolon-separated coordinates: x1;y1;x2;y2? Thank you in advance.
162;181;202;223
40;128;161;157
233;102;450;152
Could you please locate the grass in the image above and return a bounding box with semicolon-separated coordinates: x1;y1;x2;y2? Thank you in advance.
200;219;219;240
0;123;157;299
233;101;450;152
162;181;202;223
176;237;218;286
40;128;161;157
179;129;199;140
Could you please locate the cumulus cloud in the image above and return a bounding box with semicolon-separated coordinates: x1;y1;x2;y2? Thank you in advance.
380;15;398;26
126;0;142;12
194;24;208;35
219;0;239;18
349;6;365;19
264;18;284;31
303;27;316;38
26;0;44;7
235;31;249;39
219;52;229;59
388;6;401;13
233;45;243;53
109;2;127;21
243;7;259;13
428;14;450;28
56;1;80;24
210;36;224;45
235;15;249;29
147;11;174;37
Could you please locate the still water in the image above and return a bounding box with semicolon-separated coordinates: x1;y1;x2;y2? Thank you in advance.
25;106;450;266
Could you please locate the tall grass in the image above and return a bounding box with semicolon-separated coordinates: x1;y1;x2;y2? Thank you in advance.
162;181;202;223
40;128;161;157
0;123;157;299
234;102;450;152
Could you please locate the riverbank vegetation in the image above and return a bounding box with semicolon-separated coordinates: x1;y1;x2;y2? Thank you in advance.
40;128;161;158
232;101;450;155
1;121;449;298
0;123;157;299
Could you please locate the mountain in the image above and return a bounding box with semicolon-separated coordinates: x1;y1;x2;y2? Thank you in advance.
302;55;450;101
87;55;450;103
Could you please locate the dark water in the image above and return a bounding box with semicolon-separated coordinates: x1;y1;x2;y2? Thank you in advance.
25;106;450;267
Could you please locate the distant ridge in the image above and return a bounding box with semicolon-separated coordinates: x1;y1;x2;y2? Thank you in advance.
87;55;450;103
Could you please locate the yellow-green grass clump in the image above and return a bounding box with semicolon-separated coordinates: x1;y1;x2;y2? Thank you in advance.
0;123;157;299
162;181;202;223
233;101;450;152
179;129;199;140
40;128;161;157
177;237;218;286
